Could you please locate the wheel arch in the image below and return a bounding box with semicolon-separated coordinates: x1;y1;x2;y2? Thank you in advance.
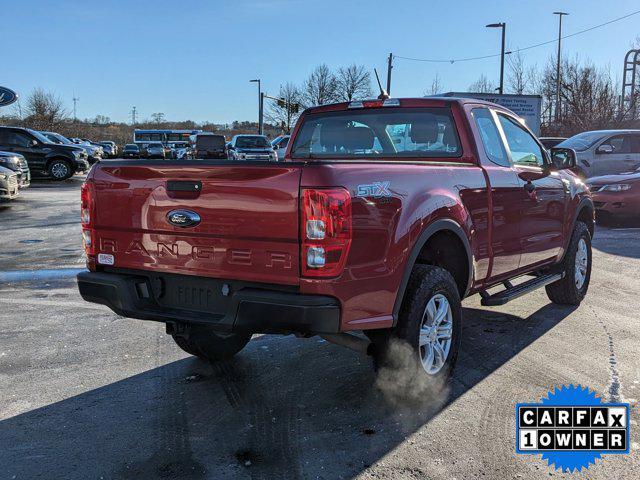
392;219;473;324
573;197;595;239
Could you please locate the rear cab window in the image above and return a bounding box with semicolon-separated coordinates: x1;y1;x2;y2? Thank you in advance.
290;107;461;159
471;108;509;167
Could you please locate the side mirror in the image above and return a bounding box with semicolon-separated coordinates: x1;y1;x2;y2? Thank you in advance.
596;144;614;154
549;147;577;170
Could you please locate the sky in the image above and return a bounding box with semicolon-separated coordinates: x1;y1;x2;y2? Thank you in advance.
2;0;639;124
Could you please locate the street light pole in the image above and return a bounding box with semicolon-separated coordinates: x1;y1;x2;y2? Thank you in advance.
553;12;568;124
486;23;506;94
250;79;263;134
386;53;393;96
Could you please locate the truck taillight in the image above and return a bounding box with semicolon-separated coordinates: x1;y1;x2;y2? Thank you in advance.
301;188;352;277
80;181;96;259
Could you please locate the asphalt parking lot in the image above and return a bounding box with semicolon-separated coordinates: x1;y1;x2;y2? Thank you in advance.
0;179;638;479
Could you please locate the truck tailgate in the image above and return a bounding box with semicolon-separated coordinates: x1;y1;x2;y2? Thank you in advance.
90;163;302;285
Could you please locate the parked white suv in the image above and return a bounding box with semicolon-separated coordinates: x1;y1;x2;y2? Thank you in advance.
557;129;640;178
271;135;290;160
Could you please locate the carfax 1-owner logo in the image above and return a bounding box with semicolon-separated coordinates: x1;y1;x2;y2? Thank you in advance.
516;384;631;472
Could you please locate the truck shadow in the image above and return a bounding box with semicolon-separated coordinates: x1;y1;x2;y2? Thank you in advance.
0;303;576;479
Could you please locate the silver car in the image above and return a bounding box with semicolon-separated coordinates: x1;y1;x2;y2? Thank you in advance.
557;129;640;178
0;165;19;201
145;142;166;159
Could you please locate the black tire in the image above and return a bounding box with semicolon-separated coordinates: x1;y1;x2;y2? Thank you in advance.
545;221;592;305
171;325;252;362
47;159;74;180
374;265;462;398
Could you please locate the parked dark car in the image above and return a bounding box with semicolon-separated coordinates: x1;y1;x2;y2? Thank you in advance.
0;151;30;188
227;134;277;161
41;131;102;165
0;165;19;200
122;144;140;158
539;137;567;149
194;134;226;159
0;127;88;180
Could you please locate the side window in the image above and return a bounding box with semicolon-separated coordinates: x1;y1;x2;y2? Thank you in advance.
497;114;545;167
2;131;32;147
279;137;289;149
629;135;640;154
471;108;509;167
599;135;629;154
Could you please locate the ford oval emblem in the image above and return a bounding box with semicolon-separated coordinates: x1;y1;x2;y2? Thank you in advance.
166;209;201;228
0;87;18;107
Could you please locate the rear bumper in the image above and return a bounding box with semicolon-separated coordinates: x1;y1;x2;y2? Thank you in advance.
77;270;341;334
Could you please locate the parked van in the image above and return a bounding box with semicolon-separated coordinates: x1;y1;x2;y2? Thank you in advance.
194;134;227;159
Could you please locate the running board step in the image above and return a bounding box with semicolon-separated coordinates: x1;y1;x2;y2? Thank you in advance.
480;273;564;306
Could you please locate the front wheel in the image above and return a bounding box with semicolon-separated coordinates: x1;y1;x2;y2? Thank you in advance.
171;325;252;362
545;221;592;305
48;159;73;180
374;265;462;398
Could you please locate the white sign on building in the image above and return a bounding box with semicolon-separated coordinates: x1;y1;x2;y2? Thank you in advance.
443;93;543;136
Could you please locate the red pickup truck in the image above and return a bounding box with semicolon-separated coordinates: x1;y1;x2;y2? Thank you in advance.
77;97;594;383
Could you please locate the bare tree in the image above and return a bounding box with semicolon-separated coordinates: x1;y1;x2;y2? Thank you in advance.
335;64;372;101
559;58;619;134
151;112;165;124
529;55;621;135
467;74;496;93
302;64;338;107
23;88;67;131
266;82;302;133
506;51;536;95
426;73;443;95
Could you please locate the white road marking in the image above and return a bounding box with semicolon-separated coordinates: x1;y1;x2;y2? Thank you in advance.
0;296;107;311
0;268;84;283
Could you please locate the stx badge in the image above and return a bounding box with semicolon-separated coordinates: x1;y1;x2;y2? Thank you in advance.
356;181;391;198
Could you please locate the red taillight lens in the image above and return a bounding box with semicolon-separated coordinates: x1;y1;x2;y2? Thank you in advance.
301;188;352;277
80;181;96;258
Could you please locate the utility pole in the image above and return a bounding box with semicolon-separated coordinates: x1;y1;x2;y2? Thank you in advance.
554;12;569;124
130;106;137;125
72;95;79;121
386;53;393;96
486;23;506;94
259;92;264;135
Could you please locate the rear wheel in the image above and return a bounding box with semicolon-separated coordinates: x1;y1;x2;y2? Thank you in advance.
171;325;252;362
48;159;73;180
545;221;592;305
374;265;462;397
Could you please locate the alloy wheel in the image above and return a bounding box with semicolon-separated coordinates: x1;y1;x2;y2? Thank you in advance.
575;237;588;290
418;293;453;375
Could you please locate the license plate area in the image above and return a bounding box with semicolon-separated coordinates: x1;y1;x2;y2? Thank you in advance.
155;275;232;315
